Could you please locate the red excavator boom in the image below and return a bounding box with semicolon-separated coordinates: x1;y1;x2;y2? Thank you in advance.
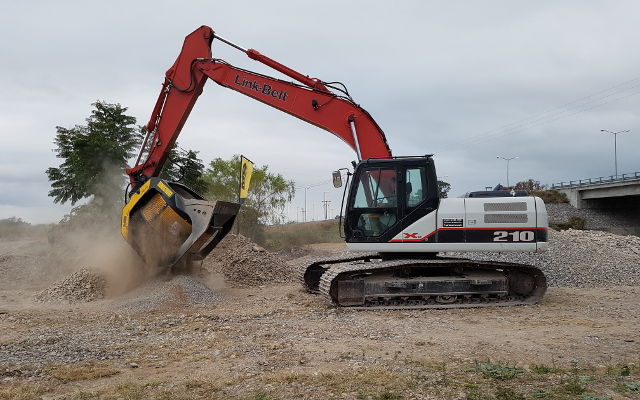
126;25;391;188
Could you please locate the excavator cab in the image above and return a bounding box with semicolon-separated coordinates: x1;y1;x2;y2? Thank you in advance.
121;178;240;270
344;156;440;243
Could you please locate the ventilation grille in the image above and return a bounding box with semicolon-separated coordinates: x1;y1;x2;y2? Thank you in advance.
484;213;528;223
484;202;527;212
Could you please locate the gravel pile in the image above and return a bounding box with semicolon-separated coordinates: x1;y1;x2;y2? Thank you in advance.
116;275;221;313
204;234;293;287
453;229;640;288
35;268;106;303
546;203;640;234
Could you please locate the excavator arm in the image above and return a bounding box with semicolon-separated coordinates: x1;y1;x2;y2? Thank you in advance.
126;25;391;188
122;25;391;270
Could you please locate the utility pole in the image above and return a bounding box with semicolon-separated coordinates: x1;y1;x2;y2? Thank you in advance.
600;129;630;178
496;155;518;187
297;180;330;223
322;192;331;220
303;186;308;223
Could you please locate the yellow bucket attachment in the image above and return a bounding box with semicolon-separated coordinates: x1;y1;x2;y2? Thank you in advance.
121;178;240;269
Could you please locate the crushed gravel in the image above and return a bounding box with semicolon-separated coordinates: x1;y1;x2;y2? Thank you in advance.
203;234;294;287
29;233;293;310
35;268;106;303
115;275;221;313
451;229;640;288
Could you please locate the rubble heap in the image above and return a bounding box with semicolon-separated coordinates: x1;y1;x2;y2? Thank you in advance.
456;229;640;288
116;275;221;313
36;268;106;303
204;234;293;287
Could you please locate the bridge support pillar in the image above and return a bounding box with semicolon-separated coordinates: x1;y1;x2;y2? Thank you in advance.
560;189;583;209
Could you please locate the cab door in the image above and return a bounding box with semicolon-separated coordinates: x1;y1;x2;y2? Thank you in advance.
346;166;400;242
399;165;439;242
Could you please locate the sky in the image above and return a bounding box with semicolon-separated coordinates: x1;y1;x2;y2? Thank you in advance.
1;1;639;224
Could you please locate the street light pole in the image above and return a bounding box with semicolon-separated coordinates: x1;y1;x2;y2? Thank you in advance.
304;186;308;223
297;180;330;223
496;156;518;187
600;129;630;178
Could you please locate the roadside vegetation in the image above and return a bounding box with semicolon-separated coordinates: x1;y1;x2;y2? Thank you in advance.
204;155;294;243
1;360;637;400
531;190;570;204
0;217;54;240
263;219;342;251
511;179;570;204
550;216;586;231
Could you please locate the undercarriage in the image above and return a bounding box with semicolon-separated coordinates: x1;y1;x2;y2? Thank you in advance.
300;254;547;309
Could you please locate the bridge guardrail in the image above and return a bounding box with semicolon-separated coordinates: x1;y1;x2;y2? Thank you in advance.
551;172;640;189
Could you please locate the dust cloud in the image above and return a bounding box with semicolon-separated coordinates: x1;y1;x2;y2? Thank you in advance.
50;225;152;297
38;165;158;297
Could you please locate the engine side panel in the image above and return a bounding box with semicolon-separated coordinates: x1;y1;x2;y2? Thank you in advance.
347;196;548;253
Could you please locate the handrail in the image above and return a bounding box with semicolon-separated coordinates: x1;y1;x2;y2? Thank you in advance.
551;171;640;189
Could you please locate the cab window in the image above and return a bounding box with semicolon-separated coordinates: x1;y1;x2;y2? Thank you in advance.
406;167;426;208
353;168;397;208
351;167;397;237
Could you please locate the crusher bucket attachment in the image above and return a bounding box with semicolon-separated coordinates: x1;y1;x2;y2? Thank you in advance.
121;177;240;270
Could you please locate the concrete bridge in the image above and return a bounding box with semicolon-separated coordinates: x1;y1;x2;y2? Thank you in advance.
550;172;640;235
551;172;640;209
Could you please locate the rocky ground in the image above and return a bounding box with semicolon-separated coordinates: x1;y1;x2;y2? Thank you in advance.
546;203;640;235
0;232;639;400
204;234;294;287
35;268;107;303
452;229;640;288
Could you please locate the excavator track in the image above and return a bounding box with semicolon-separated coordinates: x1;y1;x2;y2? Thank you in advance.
300;255;546;310
297;253;379;293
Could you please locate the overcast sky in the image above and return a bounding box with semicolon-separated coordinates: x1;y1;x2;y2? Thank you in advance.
1;1;639;224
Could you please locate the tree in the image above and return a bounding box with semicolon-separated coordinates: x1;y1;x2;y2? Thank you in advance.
514;179;546;192
46;101;143;209
159;143;209;194
437;180;451;198
203;155;295;240
0;217;30;238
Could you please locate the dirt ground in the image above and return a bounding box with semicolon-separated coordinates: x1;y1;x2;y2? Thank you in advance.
1;238;639;400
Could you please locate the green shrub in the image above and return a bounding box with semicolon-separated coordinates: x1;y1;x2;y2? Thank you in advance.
550;216;586;231
474;362;525;381
620;365;631;376
374;390;403;400
465;389;492;400
494;387;525;400
531;390;548;398
529;364;561;374
530;190;569;204
561;379;586;395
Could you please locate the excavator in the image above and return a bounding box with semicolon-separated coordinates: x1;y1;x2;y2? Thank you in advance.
121;26;548;309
